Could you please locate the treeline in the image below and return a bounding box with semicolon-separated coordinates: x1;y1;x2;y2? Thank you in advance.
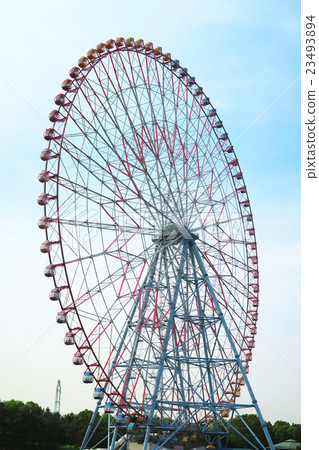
0;400;106;449
227;414;301;447
0;400;300;449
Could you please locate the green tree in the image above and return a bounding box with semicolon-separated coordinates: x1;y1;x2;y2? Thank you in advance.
62;412;77;445
42;408;66;448
0;399;300;448
0;400;65;448
287;423;301;442
227;414;270;448
272;420;291;443
62;409;97;446
0;399;27;446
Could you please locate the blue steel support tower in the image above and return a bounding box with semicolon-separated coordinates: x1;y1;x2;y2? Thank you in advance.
85;229;274;450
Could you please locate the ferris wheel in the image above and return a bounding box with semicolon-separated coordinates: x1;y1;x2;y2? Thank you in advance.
38;37;274;450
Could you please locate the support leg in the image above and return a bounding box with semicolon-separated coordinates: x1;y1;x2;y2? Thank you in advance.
191;242;275;450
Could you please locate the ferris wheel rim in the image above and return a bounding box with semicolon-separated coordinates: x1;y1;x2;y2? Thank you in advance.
39;37;260;420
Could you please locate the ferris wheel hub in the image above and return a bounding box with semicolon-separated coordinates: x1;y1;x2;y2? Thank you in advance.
155;223;198;244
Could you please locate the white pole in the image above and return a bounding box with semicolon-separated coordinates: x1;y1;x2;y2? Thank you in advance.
108;413;110;450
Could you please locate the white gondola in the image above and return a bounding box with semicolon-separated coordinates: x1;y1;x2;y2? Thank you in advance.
54;93;67;106
179;68;187;77
96;42;107;53
247;227;255;236
38;216;51;229
251;298;259;307
43;128;60;141
40;148;56;161
237;186;247;194
249;283;259;293
194;87;203;96
69;66;81;78
37;193;49;205
115;37;125;48
61;79;74;92
93;387;104;400
78;56;90;68
40;240;52;253
234;171;243;180
116;413;126;424
56;311;67;323
49;288;61;301
153;46;162;57
250;326;257;335
48;109;65;123
87;48;99;60
134;38;143;49
105;402;114;413
64;332;75;345
245;353;253;362
249;256;258;265
72;352;83;365
44;264;56;277
82;371;94;384
207;108;216;117
171;60;179;70
125;37;134;48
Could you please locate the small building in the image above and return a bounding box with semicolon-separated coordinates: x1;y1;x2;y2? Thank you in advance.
269;439;301;449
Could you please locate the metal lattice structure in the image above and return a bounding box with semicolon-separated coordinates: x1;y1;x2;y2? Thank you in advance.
54;379;61;413
38;37;274;449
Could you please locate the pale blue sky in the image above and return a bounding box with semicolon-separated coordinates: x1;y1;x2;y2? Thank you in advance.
0;0;300;423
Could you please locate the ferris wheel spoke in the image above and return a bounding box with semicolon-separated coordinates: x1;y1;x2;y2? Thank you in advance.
73;74;149;179
61;243;156;330
195;245;253;355
202;244;248;277
59;140;169;229
56;218;155;235
130;51;189;219
187;167;230;230
153;64;190;218
80;68;185;224
57;136;143;207
202;243;254;295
